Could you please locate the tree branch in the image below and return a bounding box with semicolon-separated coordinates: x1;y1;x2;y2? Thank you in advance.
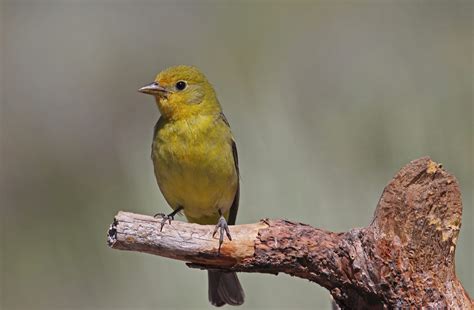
107;157;472;309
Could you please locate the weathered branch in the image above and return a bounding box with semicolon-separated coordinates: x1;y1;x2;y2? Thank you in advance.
107;157;472;309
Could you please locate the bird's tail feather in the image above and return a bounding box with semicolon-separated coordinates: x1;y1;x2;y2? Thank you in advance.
208;270;245;307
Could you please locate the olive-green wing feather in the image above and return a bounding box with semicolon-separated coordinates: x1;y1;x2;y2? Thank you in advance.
228;139;239;225
220;113;239;226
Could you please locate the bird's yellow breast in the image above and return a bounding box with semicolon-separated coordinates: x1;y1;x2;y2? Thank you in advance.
152;115;238;224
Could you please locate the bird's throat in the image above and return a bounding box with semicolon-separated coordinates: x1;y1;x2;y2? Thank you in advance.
154;97;220;121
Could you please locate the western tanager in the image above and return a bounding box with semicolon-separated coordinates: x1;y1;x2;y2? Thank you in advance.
138;65;244;307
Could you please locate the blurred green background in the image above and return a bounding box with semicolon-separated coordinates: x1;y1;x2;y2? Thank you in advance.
1;1;472;309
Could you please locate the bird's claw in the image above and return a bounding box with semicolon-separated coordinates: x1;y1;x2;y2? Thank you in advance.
154;212;175;232
212;216;232;255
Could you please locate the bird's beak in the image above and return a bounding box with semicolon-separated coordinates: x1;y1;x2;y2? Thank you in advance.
138;82;168;96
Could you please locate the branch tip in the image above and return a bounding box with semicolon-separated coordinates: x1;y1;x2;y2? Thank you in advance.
107;217;118;247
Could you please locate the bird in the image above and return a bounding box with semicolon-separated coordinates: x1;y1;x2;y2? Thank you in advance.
138;65;244;307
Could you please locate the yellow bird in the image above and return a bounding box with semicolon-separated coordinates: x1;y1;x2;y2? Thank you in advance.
138;65;244;307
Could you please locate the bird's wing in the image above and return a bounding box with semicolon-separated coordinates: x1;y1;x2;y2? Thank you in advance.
220;112;240;226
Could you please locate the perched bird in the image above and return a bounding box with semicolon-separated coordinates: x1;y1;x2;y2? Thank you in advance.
138;65;244;307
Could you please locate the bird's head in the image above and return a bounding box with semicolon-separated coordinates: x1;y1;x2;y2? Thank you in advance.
139;65;221;120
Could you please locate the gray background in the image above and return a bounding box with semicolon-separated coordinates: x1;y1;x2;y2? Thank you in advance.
1;1;472;309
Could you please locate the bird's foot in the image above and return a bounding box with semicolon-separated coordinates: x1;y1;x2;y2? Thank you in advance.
154;212;174;231
154;207;183;232
212;215;232;255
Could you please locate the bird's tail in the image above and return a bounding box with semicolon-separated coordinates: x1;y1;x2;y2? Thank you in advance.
208;270;245;307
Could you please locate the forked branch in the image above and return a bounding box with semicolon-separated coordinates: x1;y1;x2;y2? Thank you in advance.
107;157;472;309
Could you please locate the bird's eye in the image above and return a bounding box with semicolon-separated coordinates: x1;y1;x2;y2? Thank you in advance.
175;81;187;91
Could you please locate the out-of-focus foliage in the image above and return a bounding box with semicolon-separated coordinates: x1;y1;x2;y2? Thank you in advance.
1;1;472;309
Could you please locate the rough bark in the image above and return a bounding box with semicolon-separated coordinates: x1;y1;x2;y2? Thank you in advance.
107;157;472;309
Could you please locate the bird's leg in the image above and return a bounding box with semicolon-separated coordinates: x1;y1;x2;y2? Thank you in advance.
154;206;183;232
212;211;232;255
